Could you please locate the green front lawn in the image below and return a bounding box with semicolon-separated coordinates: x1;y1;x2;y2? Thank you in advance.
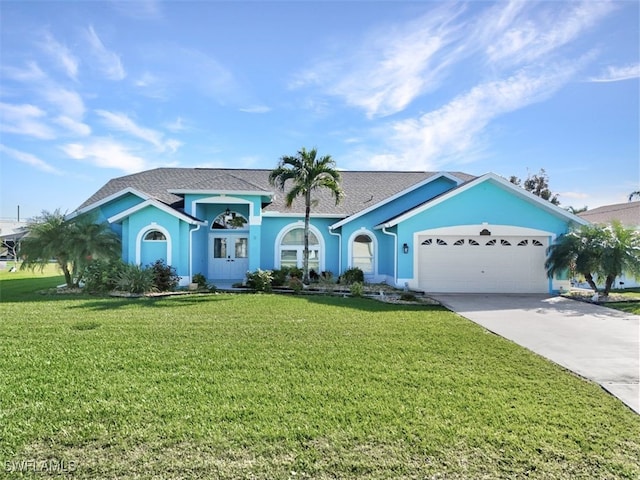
1;273;639;479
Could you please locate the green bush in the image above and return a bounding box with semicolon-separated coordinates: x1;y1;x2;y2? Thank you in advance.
288;277;304;294
341;267;364;285
192;273;208;288
400;292;417;302
117;264;156;294
350;281;364;297
272;266;304;287
149;259;180;291
246;269;273;292
82;259;126;293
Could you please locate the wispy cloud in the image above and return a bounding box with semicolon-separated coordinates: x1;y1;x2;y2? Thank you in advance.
239;105;271;114
61;138;146;173
291;4;465;118
42;85;86;120
39;31;80;80
85;25;126;81
95;109;181;152
484;1;614;66
369;64;580;170
0;102;56;140
0;61;46;82
54;116;91;137
589;63;640;83
0;144;61;174
111;0;163;20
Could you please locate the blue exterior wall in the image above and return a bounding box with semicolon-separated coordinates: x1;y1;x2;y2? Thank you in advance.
260;216;341;274
334;175;458;279
395;179;574;280
121;205;190;277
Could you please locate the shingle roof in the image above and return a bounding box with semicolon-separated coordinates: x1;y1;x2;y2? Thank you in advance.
579;201;640;228
78;168;477;217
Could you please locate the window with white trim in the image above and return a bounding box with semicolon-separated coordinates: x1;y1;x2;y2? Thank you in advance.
279;228;320;271
352;234;374;274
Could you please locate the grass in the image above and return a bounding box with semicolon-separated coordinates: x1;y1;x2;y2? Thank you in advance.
606;288;640;315
1;271;639;479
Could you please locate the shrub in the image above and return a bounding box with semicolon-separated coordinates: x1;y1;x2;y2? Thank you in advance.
271;268;288;287
246;269;273;292
288;277;304;294
400;292;417;302
350;281;364;297
82;258;126;293
117;264;156;294
341;267;364;285
192;273;208;288
149;259;180;291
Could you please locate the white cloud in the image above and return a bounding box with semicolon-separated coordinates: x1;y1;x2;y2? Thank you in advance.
42;85;86;120
0;144;60;174
0;62;46;82
0;102;56;140
85;25;126;81
239;105;271;114
54;116;91;137
165;117;187;132
95;109;180;152
61;138;147;173
369;64;579;170
292;5;464;118
589;63;640;83
111;0;162;20
40;32;79;80
484;1;614;66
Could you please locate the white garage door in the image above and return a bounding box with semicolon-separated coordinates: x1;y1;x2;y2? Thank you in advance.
417;235;549;293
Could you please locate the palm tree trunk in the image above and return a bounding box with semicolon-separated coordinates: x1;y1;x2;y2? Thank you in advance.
603;274;615;296
584;273;599;294
303;191;311;284
59;260;73;288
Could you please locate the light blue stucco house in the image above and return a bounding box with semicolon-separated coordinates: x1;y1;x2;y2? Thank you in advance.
73;168;588;293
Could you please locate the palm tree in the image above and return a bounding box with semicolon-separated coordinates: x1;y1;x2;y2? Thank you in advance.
546;221;640;296
269;147;343;283
20;210;120;288
67;214;122;284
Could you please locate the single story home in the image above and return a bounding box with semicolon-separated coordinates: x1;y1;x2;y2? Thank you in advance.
72;168;589;293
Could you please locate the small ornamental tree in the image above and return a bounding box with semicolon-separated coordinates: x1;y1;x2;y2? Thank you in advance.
20;210;120;288
546;221;640;296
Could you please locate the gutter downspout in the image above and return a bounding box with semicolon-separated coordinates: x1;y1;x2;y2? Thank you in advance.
381;226;398;287
189;221;205;283
328;226;342;275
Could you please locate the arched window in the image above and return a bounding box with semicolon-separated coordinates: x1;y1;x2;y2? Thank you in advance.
144;230;167;241
277;227;321;271
352;233;374;274
211;211;248;230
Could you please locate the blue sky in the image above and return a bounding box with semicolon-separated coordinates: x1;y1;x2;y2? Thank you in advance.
1;0;638;220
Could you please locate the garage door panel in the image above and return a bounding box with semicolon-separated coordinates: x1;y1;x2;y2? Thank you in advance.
418;235;548;293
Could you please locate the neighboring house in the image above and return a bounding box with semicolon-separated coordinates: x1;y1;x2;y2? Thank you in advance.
0;219;28;263
72;168;588;293
579;201;640;289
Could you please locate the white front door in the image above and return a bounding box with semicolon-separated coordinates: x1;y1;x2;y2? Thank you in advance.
209;234;249;280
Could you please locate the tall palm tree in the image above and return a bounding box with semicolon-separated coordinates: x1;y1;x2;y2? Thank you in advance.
269;147;343;283
546;221;640;296
20;210;121;288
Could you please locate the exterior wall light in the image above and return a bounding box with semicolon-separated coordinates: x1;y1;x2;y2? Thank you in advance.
403;243;409;254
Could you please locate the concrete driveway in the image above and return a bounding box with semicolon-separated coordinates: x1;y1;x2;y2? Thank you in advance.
430;294;640;414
